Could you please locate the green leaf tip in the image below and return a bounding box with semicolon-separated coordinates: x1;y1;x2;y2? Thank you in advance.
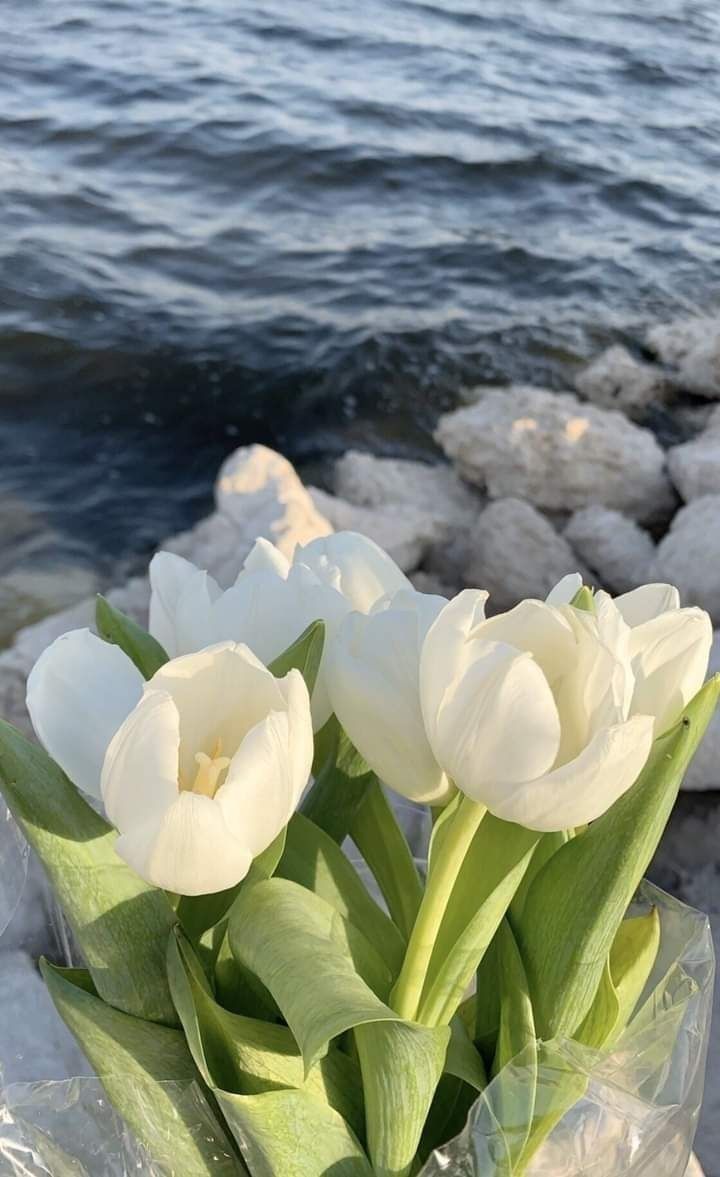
96;595;168;679
268;619;325;694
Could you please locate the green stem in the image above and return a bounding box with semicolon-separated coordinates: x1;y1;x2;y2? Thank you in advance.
350;780;423;942
391;795;487;1023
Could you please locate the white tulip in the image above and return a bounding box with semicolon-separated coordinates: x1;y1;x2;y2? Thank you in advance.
597;583;712;737
101;642;313;895
326;591;452;805
148;531;411;728
27;633;313;895
419;591;655;831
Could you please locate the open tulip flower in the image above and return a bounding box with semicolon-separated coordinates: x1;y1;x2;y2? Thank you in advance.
149;530;410;727
1;529;717;1177
28;635;313;894
419;589;656;831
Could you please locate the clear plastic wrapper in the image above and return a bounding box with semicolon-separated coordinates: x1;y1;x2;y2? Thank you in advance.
0;803;27;940
419;883;713;1177
0;823;712;1175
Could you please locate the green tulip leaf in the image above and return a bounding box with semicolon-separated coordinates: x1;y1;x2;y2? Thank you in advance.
268;619;325;694
491;921;537;1169
167;928;365;1140
278;812;405;977
349;779;424;942
301;715;375;843
0;720;176;1024
95;594;168;679
576;907;661;1050
41;961;243;1176
228;877;450;1177
446;1015;488;1091
516;675;720;1039
217;1088;373;1177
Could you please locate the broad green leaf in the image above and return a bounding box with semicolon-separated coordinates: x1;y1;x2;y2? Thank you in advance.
279;812;405;977
492;922;535;1078
229;878;396;1068
217;1088;372;1177
611;906;661;1028
41;961;243;1176
446;1015;487;1091
576;908;660;1049
491;921;537;1169
509;830;569;925
228;877;450;1177
0;720;176;1024
95;594;168;679
475;935;500;1068
211;831;288;1019
355;1018;449;1177
349;779;423;942
416;814;540;1027
301;715;375;842
517;676;720;1039
268;619;325;694
167;928;365;1140
179;828;287;946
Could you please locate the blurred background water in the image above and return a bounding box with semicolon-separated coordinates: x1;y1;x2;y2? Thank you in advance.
2;0;720;642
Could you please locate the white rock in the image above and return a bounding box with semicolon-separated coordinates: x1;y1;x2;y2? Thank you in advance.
646;317;713;367
309;487;436;573
650;496;720;624
683;631;720;791
668;419;720;502
434;386;674;524
466;498;585;612
647;317;720;399
575;345;667;413
333;450;484;585
215;443;331;558
564;506;656;594
334;450;482;527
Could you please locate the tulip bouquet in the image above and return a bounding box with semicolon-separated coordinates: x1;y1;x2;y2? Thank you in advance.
0;531;717;1176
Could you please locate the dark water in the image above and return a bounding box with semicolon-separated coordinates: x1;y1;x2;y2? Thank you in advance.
2;0;720;639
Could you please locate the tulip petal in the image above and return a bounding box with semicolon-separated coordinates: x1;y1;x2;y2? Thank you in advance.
629;607;713;735
26;629;144;800
149;553;221;657
296;531;412;613
486;714;655;832
471;599;576;687
419;590;489;750
545;573;583;606
613;584;680;627
101;690;181;832
147;643;287;786
207;565;349;729
242;537;291;577
431;641;562;796
115;791;253;895
327;604;451;804
216;711;301;858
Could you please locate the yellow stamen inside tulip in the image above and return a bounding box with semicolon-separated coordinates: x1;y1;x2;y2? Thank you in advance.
187;738;231;799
